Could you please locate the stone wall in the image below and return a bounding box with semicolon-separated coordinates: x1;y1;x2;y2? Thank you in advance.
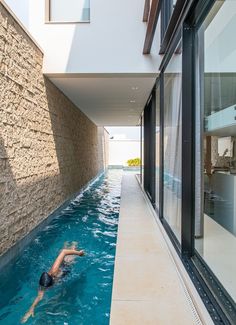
0;3;107;256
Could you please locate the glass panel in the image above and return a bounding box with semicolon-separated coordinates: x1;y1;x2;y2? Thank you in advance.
161;0;175;41
155;82;160;208
143;99;155;201
172;0;177;14
163;42;182;242
195;0;236;302
50;0;90;22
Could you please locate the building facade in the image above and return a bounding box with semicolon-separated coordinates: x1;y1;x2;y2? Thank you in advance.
0;1;109;257
140;0;236;323
1;0;236;323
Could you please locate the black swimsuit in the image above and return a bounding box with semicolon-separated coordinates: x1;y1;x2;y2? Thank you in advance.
60;262;71;277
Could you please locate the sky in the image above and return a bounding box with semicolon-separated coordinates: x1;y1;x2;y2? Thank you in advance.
105;127;140;140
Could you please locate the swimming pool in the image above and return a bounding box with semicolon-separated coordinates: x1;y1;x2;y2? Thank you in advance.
0;170;122;325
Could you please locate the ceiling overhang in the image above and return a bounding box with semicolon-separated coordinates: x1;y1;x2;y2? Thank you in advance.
46;73;158;126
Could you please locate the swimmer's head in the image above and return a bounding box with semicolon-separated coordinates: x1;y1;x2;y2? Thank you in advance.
39;272;53;288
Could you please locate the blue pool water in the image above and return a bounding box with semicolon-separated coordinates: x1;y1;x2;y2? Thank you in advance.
0;170;122;325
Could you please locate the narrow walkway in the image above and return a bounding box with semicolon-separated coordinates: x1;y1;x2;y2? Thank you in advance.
110;174;208;325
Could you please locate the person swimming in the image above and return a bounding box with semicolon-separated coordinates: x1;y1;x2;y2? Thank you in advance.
21;242;84;323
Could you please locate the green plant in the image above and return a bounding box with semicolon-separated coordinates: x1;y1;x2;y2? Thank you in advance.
127;157;141;167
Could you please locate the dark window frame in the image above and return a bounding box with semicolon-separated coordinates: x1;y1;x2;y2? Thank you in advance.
158;0;236;322
159;74;164;219
141;0;236;321
154;79;161;214
140;114;143;185
159;0;195;55
144;92;156;204
181;20;195;257
160;0;172;43
181;0;217;259
183;0;236;322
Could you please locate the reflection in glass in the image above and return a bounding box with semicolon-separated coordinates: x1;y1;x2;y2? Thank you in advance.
50;0;90;22
195;0;236;302
163;42;182;242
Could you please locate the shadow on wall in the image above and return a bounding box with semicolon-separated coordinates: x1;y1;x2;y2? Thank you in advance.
0;135;78;256
44;76;104;197
0;137;62;254
0;76;106;257
0;2;107;257
0;137;17;253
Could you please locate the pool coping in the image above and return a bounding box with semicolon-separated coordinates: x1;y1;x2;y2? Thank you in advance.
136;175;214;324
0;171;104;270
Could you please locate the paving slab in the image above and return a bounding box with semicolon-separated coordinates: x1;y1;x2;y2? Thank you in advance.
110;173;211;325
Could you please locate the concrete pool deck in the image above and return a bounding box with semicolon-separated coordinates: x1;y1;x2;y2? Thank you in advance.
110;173;213;325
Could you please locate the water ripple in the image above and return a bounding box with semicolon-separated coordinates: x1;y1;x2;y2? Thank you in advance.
0;170;122;325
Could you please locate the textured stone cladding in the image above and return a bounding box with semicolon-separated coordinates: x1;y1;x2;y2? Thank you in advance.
0;3;106;256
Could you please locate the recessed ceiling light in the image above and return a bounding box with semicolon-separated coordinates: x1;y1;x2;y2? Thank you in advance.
132;87;139;90
130;100;136;103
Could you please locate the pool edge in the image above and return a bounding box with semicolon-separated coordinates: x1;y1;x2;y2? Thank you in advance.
0;171;105;270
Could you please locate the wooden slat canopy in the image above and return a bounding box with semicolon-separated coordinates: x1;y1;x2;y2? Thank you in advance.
143;0;150;22
143;0;162;54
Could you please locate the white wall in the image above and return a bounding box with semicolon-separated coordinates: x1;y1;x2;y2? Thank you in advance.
27;0;161;74
109;140;140;166
205;1;236;73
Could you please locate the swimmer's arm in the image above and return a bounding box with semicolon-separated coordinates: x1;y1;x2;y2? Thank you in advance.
49;249;84;276
21;290;44;323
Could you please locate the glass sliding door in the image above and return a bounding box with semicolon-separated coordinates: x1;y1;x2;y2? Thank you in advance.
161;0;177;42
163;41;182;243
195;0;236;303
144;95;156;203
155;81;160;210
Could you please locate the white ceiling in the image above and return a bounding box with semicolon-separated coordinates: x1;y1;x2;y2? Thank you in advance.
48;75;157;126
